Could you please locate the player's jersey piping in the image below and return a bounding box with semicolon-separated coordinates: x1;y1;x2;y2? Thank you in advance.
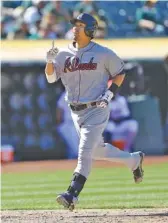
77;43;96;103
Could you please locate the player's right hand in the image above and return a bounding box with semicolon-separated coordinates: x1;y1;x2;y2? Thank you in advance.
97;90;114;108
46;40;59;63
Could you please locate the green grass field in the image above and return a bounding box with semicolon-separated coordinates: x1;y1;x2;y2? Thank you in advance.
2;163;168;210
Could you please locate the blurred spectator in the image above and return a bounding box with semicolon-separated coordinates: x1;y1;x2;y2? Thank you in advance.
23;0;45;25
73;0;98;17
1;16;16;39
104;94;138;152
8;20;32;39
135;0;165;35
95;19;108;38
1;1;167;39
1;18;7;39
38;23;57;39
41;1;71;38
44;1;70;20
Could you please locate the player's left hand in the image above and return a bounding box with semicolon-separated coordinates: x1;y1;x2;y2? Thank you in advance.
97;90;114;108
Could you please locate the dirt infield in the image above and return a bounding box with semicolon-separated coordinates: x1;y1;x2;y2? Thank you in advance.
2;156;168;173
2;209;168;223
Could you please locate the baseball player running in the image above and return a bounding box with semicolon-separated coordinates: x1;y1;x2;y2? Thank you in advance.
45;13;145;211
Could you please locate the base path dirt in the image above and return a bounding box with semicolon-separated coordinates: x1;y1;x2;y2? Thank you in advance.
2;156;168;174
2;209;168;223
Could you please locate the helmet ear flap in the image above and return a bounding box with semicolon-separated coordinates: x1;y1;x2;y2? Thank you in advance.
91;25;97;38
84;24;98;38
84;29;93;38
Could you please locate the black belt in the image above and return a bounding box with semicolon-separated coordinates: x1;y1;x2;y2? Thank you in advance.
113;116;132;124
70;102;97;111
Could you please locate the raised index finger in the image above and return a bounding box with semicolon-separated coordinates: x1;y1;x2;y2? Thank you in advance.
52;40;54;49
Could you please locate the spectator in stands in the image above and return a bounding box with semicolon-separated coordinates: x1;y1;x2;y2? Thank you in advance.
43;1;70;21
11;1;32;20
1;15;16;39
38;23;57;39
7;20;32;39
2;0;24;19
2;1;167;39
104;94;138;152
73;0;98;17
95;19;107;38
135;0;165;35
27;19;41;39
41;1;71;38
3;0;46;40
23;0;45;25
1;17;7;39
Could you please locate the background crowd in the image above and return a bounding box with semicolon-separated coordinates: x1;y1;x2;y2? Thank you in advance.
1;0;168;40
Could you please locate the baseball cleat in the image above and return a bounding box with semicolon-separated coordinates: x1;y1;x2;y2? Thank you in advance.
56;192;78;211
133;152;145;183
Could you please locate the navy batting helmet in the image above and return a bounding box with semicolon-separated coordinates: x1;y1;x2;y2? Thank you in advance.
70;13;98;38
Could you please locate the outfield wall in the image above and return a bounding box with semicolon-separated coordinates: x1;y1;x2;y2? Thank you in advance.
2;38;168;61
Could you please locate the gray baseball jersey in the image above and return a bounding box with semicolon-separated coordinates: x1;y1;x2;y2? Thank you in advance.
53;41;124;103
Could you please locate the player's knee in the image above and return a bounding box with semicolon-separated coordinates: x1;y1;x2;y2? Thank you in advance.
79;139;98;153
75;147;93;178
78;146;93;160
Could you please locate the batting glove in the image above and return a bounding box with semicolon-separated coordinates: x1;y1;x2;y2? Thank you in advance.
46;48;59;63
97;90;114;108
